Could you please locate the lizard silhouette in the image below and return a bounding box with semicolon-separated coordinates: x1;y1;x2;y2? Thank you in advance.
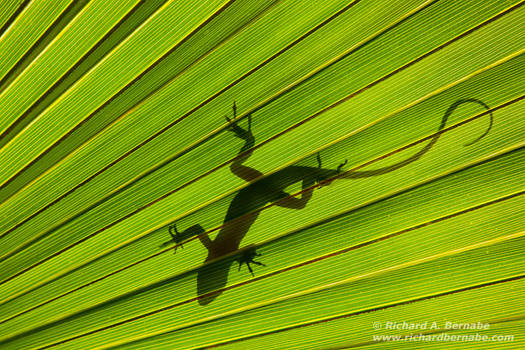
161;99;493;305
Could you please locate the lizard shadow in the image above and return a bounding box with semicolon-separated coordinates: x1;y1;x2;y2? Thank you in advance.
161;99;493;305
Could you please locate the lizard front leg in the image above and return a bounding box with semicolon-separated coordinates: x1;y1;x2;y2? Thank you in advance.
236;246;265;277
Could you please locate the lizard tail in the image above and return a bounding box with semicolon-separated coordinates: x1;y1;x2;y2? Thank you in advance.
339;98;493;179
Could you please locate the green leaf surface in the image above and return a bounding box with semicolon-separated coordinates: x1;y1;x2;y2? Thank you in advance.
213;280;525;350
0;0;522;349
0;0;521;272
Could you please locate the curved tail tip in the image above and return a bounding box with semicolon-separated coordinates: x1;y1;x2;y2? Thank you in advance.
463;109;494;147
449;99;494;147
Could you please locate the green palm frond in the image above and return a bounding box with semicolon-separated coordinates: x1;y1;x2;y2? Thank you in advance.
0;0;523;349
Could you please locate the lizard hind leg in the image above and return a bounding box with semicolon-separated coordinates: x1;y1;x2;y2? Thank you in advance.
225;102;253;139
232;101;252;131
337;159;348;173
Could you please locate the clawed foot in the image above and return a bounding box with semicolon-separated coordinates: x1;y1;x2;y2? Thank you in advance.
317;152;347;173
164;223;183;254
337;159;348;173
225;101;252;139
236;247;265;277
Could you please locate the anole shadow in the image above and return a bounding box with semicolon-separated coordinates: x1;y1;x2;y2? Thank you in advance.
161;99;493;305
